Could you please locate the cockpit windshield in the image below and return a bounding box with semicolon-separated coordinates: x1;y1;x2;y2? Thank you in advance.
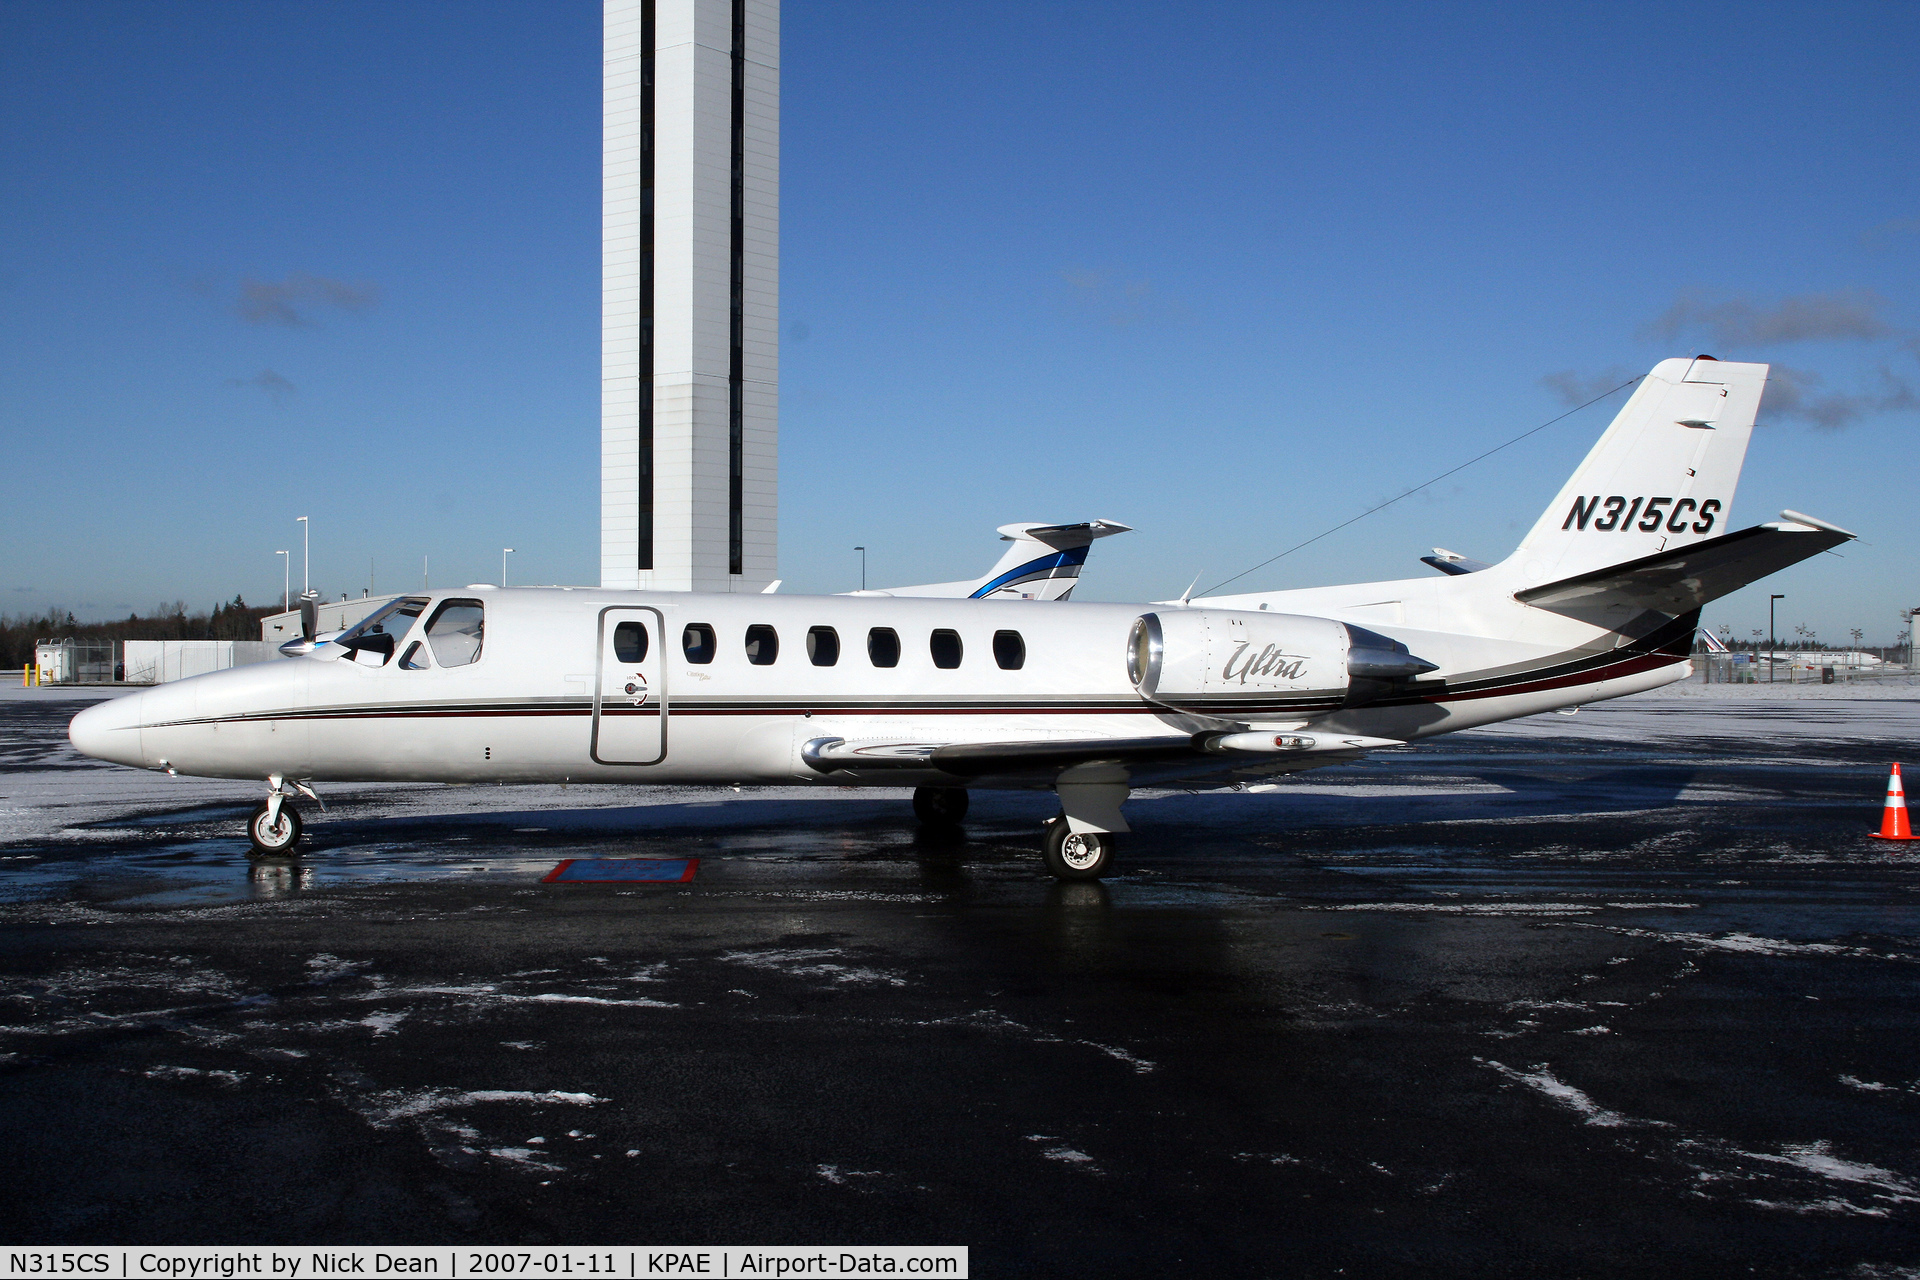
336;597;429;647
332;597;430;664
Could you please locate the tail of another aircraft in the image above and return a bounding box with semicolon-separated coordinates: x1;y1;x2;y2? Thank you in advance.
858;521;1133;601
1505;356;1765;588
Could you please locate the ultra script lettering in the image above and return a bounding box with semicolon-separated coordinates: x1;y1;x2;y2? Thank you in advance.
1222;642;1309;685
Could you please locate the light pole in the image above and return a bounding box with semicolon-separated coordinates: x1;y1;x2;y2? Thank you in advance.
276;551;289;612
1769;594;1784;683
297;516;311;598
502;548;515;587
854;546;866;592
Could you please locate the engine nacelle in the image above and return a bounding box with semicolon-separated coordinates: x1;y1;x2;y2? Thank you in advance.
1127;610;1436;716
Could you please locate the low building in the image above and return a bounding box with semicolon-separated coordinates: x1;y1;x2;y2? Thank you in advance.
122;640;284;684
260;593;400;643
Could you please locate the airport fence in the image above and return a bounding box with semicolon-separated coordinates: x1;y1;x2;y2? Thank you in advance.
23;638;285;685
1692;653;1918;685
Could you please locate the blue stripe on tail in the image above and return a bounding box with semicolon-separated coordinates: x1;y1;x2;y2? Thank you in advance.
969;546;1089;598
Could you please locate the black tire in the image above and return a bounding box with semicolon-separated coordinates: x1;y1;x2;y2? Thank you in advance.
912;785;970;827
247;800;302;858
1042;816;1114;880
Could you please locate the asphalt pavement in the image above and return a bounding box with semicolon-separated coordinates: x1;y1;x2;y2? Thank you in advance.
3;690;1919;1278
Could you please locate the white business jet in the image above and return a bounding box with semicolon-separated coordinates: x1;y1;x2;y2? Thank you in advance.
69;358;1850;879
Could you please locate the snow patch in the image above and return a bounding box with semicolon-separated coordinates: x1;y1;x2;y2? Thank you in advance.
144;1065;247;1086
718;947;907;988
1477;1059;1651;1128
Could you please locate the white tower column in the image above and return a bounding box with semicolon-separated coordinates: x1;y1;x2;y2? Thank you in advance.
604;0;777;592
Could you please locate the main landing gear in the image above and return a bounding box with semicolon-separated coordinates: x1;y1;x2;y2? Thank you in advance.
247;774;320;859
1042;763;1131;882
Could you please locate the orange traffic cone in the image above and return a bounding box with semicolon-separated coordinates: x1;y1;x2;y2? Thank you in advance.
1870;764;1915;841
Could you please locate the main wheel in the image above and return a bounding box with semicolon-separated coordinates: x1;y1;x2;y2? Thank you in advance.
247;800;303;858
912;785;970;827
1042;816;1114;880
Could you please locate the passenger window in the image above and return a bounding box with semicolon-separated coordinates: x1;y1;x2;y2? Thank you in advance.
683;623;716;664
423;599;485;667
614;620;648;663
867;627;900;668
930;629;963;669
807;626;839;667
745;624;779;665
993;630;1025;670
399;641;431;671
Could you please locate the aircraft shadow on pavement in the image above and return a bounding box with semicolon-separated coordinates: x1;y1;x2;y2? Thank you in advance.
291;761;1703;851
1129;762;1703;836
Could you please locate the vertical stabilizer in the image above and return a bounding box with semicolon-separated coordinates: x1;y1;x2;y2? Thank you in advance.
1508;357;1766;587
855;521;1132;600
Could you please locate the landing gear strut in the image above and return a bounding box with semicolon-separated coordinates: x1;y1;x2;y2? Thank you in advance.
912;786;969;827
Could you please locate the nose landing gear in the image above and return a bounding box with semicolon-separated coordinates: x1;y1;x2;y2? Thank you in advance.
247;774;322;858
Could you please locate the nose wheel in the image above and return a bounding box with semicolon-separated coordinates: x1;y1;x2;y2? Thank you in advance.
248;800;303;857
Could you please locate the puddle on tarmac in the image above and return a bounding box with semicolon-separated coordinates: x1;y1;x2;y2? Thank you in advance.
0;836;582;909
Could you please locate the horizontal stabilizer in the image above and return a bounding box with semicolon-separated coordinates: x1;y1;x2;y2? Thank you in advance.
1515;515;1854;619
1422;548;1492;577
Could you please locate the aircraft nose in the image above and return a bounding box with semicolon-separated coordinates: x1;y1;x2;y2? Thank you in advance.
68;692;146;767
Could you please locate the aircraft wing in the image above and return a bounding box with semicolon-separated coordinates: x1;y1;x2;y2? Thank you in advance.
800;730;1401;778
1515;512;1854;617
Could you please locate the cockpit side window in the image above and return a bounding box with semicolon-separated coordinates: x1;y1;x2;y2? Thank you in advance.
399;641;432;670
423;599;486;667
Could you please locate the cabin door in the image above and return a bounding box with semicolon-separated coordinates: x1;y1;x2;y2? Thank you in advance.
592;606;667;765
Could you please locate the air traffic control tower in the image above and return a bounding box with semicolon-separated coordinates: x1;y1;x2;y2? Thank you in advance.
603;0;778;592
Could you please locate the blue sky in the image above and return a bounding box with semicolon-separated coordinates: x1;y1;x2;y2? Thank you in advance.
3;1;1915;645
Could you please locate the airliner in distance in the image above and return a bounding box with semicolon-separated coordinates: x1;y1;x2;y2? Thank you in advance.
69;358;1850;879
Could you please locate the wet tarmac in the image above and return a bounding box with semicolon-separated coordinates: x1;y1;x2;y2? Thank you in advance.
4;691;1920;1277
